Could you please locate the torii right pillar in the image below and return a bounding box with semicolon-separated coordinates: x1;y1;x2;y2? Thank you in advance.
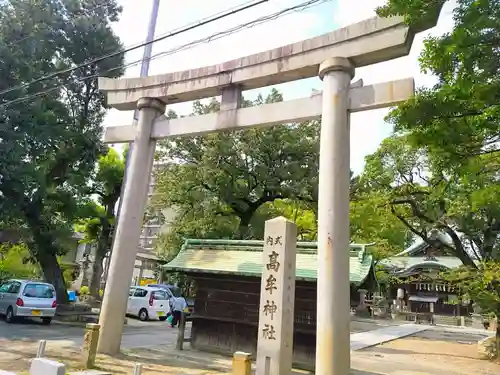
316;57;355;375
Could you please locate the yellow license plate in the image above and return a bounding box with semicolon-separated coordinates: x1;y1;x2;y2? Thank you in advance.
31;310;41;316
157;311;165;317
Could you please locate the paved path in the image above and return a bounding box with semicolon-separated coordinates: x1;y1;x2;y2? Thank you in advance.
350;323;431;351
0;318;188;350
0;318;424;352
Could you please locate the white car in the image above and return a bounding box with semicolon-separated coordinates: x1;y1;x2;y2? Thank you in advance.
127;286;171;321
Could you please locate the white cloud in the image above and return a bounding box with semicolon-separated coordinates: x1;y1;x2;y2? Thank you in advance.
105;0;456;174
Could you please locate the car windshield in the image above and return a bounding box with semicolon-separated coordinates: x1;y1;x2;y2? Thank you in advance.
23;283;54;298
152;290;168;300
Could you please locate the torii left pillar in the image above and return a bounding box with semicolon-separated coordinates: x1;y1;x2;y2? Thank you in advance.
97;97;166;354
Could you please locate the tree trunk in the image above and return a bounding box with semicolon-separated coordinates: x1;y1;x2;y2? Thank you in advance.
496;316;500;360
238;212;254;239
89;250;105;301
37;251;68;304
90;219;112;301
24;208;68;305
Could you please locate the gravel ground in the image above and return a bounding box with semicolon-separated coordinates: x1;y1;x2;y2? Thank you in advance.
0;317;497;375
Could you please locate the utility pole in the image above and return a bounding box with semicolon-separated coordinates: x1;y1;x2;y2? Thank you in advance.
102;0;161;288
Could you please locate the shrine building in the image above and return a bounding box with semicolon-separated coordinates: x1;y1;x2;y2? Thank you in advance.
162;239;377;370
378;232;474;325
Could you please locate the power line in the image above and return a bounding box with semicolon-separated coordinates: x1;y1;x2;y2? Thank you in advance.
0;0;269;98
0;0;327;109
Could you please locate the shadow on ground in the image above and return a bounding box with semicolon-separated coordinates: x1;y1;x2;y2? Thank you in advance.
364;345;477;360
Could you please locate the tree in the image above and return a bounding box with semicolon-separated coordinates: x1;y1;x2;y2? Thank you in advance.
374;0;500;255
363;134;500;263
76;147;124;300
151;89;320;240
0;0;124;303
0;243;41;281
350;189;412;260
444;262;500;357
371;4;500;344
362;133;500;353
152;90;410;261
267;199;317;241
377;0;500;170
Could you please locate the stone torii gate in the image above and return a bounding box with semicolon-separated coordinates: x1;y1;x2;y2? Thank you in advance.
97;14;439;375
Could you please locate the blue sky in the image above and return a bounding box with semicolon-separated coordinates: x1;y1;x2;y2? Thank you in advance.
105;0;455;175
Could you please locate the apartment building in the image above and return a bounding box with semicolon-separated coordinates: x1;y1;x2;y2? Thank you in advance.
133;161;174;283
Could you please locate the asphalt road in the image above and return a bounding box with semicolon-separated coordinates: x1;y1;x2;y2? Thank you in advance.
0;317;189;349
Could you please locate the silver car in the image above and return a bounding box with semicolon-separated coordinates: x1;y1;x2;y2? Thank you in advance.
0;279;57;324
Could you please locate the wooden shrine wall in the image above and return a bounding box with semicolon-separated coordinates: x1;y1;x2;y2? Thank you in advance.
188;273;357;370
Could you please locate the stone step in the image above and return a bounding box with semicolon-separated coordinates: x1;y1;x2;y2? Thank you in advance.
56;303;93;313
54;311;99;324
433;315;461;326
55;311;99;317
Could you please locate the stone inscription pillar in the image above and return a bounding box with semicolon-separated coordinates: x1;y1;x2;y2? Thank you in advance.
256;217;297;375
97;97;166;354
316;57;355;375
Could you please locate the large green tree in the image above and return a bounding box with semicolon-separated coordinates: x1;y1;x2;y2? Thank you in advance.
378;0;499;169
151;89;320;241
152;90;410;261
362;134;500;265
0;0;124;302
369;0;500;352
374;0;500;261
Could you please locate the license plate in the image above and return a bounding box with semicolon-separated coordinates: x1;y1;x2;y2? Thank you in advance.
157;311;165;317
31;310;41;316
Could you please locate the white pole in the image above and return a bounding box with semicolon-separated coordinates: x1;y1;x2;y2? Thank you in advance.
315;57;354;375
36;340;46;358
133;363;143;375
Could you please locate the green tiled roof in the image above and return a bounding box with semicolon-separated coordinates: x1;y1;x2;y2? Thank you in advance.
163;239;375;285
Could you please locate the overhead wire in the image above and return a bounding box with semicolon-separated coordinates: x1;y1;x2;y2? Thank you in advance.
0;0;269;98
0;0;329;109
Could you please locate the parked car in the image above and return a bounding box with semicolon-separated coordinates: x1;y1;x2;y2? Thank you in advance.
0;279;56;325
146;284;194;316
127;286;171;321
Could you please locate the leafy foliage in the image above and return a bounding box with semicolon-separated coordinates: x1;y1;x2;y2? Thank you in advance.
0;0;124;302
443;262;500;356
152;90;410;262
151;89;320;243
76;147;124;299
0;243;40;280
379;0;500;169
373;0;500;349
370;0;500;264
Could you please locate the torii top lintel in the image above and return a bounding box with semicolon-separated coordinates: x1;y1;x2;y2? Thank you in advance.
99;14;440;111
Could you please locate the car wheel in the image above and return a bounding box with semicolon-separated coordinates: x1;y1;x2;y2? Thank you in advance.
42;318;52;325
5;307;14;324
138;308;149;321
159;316;167;321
